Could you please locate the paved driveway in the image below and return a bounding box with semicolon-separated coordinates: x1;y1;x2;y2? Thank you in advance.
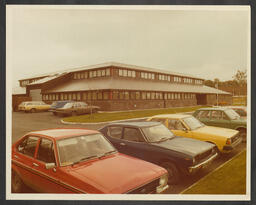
11;111;246;194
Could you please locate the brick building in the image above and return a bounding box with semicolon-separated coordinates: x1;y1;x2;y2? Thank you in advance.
15;62;232;111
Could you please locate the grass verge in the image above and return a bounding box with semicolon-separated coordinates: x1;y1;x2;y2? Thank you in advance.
62;106;206;123
182;150;246;194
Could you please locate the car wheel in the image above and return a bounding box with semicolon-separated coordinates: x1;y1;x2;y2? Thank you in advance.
30;108;36;113
238;129;246;142
160;162;180;184
12;171;24;193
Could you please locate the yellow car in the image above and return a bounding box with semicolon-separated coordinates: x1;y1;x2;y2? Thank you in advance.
18;101;51;113
147;114;242;153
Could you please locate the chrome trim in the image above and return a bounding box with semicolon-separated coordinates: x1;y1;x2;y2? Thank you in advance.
125;177;160;194
189;152;218;170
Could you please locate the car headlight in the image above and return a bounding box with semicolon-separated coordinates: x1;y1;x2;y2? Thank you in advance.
156;174;168;193
226;138;232;145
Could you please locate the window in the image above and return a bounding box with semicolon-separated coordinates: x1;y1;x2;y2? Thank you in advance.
168;119;185;130
82;93;87;100
102;69;106;76
103;92;109;100
123;128;145;142
80;72;84;79
92;92;97;100
151;118;166;124
89;71;93;78
68;93;72;100
146;92;151;100
130;92;136;100
141;72;145;78
151;92;155;100
128;70;132;77
211;111;222;119
64;93;68;100
113;91;118;100
119;69;123;76
77;93;81;100
18;136;39;158
196;110;210;119
132;71;136;78
73;73;77;79
37;138;56;164
107;127;122;139
77;73;81;79
72;93;76;100
56;94;59;100
135;91;140;100
97;92;102;100
152;73;155;80
119;91;124;100
52;94;56;101
106;68;110;76
84;72;88;78
123;69;127;77
124;91;129;100
87;92;91;100
142;92;146;100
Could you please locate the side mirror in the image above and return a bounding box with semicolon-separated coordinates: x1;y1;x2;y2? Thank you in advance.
45;163;56;170
18;145;24;152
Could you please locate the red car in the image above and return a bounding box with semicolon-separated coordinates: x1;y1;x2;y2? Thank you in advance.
12;128;169;194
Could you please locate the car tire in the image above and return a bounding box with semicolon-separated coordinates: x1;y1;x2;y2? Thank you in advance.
160;162;180;184
12;171;24;193
30;108;36;113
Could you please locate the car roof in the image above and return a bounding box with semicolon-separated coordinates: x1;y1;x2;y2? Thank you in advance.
107;121;161;128
27;128;99;140
196;107;231;111
149;114;191;119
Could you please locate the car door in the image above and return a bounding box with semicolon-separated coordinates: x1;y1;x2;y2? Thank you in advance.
167;119;191;139
119;127;153;161
210;111;230;128
12;135;41;190
33;137;71;193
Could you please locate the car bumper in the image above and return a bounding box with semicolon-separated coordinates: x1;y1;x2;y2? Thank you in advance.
223;137;243;152
188;152;218;174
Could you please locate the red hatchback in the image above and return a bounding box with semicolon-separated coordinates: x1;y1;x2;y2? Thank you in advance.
12;128;169;194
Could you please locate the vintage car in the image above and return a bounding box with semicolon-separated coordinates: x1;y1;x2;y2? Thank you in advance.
18;101;51;113
12;128;169;194
147;114;242;153
193;107;247;142
49;101;74;115
99;122;218;184
226;106;247;119
55;101;100;116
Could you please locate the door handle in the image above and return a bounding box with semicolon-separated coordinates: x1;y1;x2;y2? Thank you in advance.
120;142;126;146
14;155;19;159
32;162;39;167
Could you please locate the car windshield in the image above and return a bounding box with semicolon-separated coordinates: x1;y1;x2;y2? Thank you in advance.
57;134;116;166
225;109;241;120
51;102;58;107
62;103;73;109
183;116;205;130
141;124;175;143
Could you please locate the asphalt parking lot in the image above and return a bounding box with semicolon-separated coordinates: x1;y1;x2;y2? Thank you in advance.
11;111;246;194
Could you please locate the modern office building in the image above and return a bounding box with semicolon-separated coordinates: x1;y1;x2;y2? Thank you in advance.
14;62;232;111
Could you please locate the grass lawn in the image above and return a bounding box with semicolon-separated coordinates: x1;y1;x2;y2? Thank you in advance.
182;150;246;194
62;106;206;123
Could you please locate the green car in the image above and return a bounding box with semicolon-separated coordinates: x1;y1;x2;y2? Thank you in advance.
193;107;247;142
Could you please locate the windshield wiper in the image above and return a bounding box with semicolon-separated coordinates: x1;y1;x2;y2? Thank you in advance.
72;155;98;165
99;150;117;158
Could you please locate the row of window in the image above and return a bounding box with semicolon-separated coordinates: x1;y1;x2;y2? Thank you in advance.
43;91;196;101
73;68;111;80
141;72;155;80
72;68;203;85
195;79;203;84
118;69;136;78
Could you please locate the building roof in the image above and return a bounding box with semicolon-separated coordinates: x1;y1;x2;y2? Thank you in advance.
19;62;204;81
12;86;26;95
28;73;68;85
107;121;161;128
45;78;231;95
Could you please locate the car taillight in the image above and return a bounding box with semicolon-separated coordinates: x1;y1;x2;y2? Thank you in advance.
226;138;232;145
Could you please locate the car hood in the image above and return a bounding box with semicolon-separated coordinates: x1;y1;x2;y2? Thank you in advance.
64;153;165;193
152;137;214;157
194;126;239;138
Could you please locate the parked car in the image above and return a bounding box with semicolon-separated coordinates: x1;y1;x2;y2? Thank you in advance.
18;101;50;113
193;107;247;142
99;122;218;184
226;106;247;119
55;101;100;116
12;128;169;194
49;101;74;115
147;114;242;153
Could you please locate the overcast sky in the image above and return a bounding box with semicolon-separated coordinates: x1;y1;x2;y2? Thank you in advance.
7;6;250;87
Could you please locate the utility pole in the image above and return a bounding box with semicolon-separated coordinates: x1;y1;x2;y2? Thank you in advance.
215;81;219;106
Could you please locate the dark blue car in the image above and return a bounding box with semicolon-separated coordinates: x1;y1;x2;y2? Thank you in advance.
99;121;218;184
49;101;73;115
